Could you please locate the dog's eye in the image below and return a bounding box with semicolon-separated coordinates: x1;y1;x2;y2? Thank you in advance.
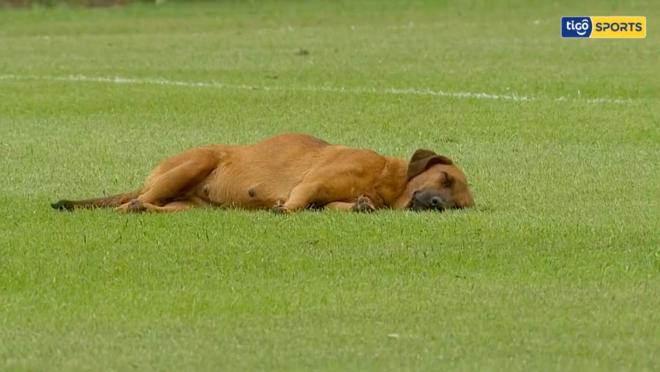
441;172;454;188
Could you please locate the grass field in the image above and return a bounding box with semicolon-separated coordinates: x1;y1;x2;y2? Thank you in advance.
1;0;659;370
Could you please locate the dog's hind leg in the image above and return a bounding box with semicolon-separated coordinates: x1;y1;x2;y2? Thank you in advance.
116;199;198;213
133;149;218;208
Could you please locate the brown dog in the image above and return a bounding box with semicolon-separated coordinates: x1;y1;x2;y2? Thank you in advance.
52;133;474;213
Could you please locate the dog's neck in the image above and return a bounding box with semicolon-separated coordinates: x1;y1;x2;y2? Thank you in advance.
378;157;412;209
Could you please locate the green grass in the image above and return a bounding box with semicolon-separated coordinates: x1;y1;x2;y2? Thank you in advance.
1;1;659;370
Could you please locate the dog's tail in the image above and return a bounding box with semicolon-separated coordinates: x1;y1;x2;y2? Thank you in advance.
51;191;140;211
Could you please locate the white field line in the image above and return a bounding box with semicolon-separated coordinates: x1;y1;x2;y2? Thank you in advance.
0;74;633;105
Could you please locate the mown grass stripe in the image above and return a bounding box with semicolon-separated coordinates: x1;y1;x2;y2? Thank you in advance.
0;74;633;105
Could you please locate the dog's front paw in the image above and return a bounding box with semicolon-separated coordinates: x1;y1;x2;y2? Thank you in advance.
271;200;289;215
352;195;376;213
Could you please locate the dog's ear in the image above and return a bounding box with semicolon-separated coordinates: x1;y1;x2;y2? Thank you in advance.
407;149;453;180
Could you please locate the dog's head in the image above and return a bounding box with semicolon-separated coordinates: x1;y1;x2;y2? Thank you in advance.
403;149;474;211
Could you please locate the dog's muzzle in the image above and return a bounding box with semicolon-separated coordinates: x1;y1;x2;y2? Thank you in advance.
409;189;449;211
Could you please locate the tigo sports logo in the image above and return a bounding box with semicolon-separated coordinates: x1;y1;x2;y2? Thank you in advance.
562;17;592;37
561;16;646;39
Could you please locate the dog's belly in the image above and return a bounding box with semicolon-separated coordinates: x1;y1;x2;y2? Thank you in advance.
199;176;292;209
193;161;308;210
186;134;326;209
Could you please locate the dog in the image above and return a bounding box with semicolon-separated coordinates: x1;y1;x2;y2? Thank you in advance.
52;133;474;213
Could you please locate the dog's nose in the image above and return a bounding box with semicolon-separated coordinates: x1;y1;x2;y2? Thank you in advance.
430;196;443;209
